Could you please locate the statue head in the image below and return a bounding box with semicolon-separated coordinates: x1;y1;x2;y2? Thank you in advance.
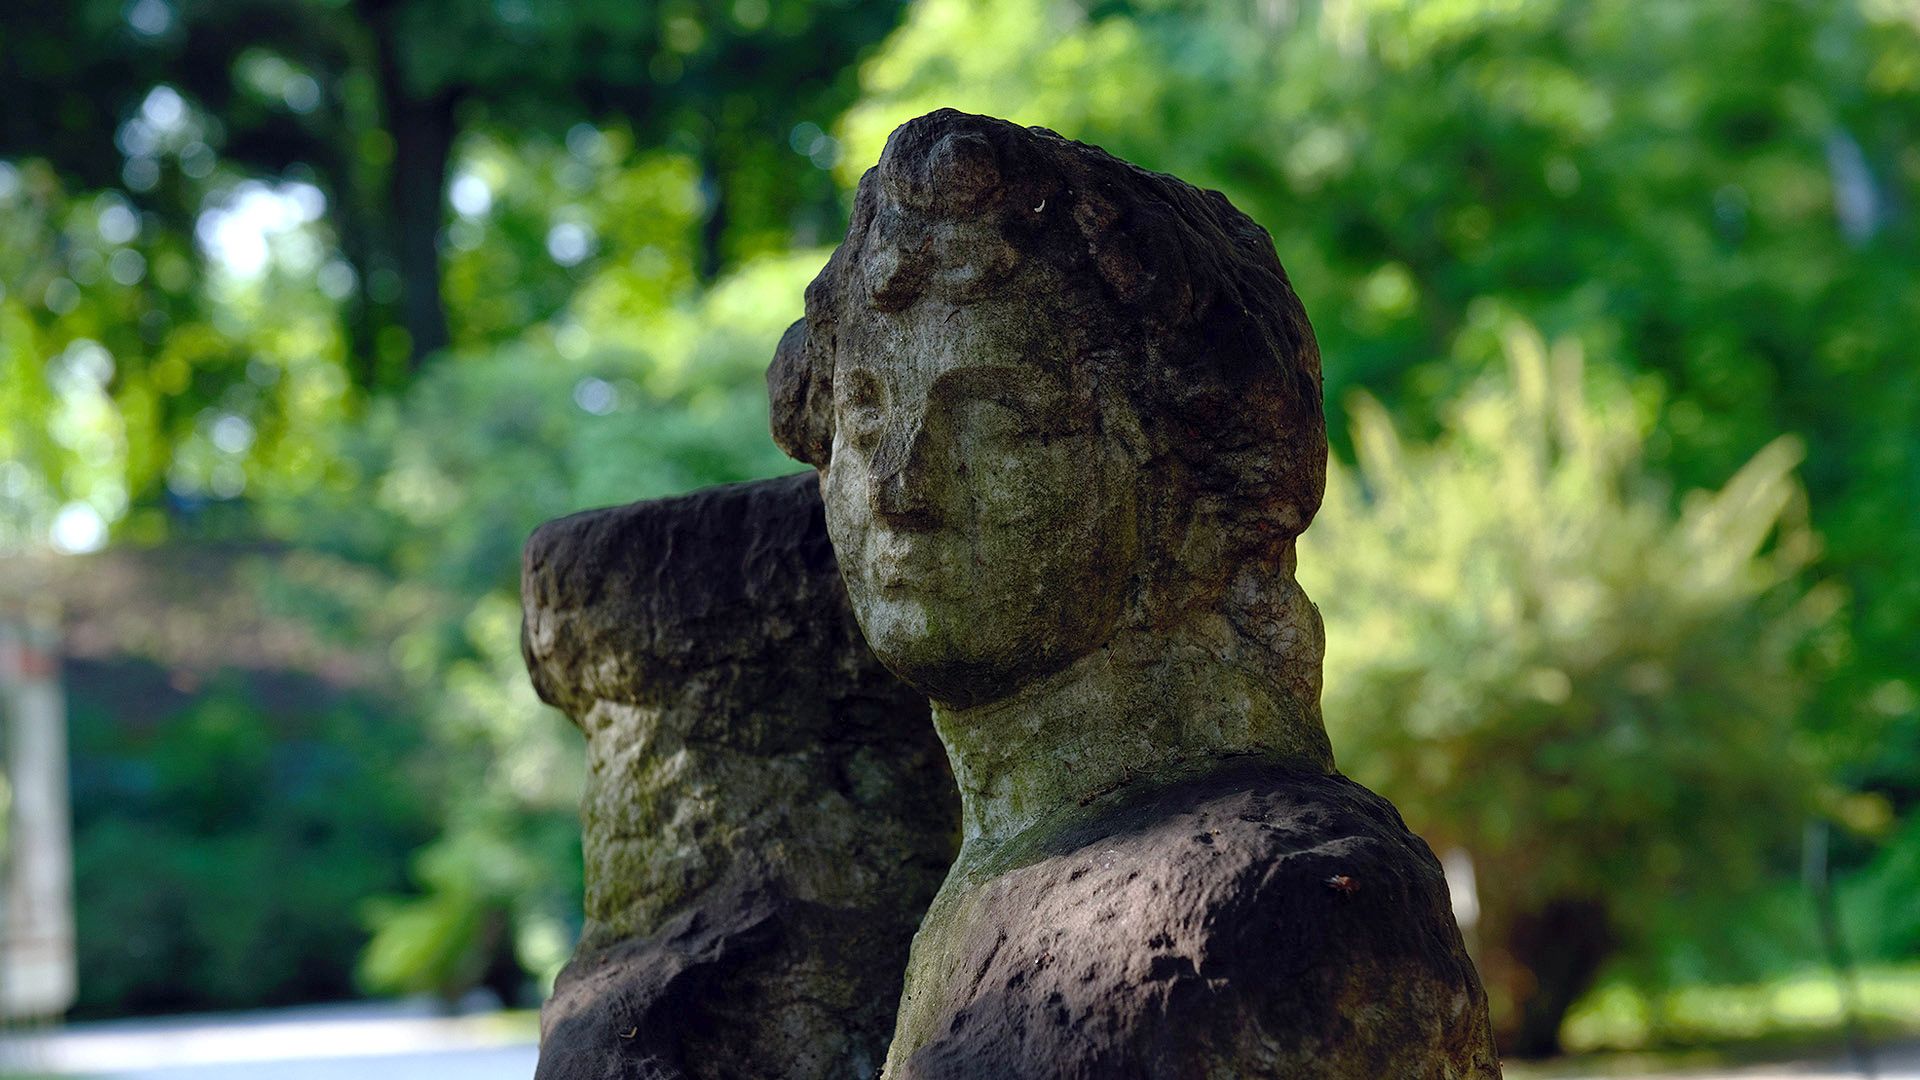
770;110;1328;719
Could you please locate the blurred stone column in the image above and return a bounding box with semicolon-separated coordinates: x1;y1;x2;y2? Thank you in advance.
522;473;956;1080
0;605;77;1021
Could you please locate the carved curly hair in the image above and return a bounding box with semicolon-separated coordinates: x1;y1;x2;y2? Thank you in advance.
768;109;1327;554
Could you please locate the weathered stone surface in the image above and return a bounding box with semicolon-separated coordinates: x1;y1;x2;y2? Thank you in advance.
769;109;1500;1076
521;473;959;1080
896;762;1498;1080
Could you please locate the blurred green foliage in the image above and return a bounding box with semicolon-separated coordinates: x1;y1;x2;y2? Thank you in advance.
1301;324;1842;1051
1558;964;1920;1058
2;0;1916;1055
2;0;902;374
66;663;434;1015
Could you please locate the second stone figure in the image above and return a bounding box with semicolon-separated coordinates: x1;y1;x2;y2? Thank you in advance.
523;474;958;1080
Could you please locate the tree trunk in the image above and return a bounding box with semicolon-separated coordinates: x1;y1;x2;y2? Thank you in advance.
325;175;386;393
370;8;457;379
1500;898;1614;1058
698;151;728;283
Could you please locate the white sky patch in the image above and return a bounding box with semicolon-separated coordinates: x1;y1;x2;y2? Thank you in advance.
545;222;593;266
142;85;187;132
52;340;115;392
180;142;216;179
210;414;255;455
117;118;161;159
572;376;615;415
126;0;173;37
317;259;357;300
195;180;328;277
564;123;604;161
449;173;493;217
283;75;321;114
51;503;107;555
285;182;325;220
123;157;160;193
109;248;147;286
98;201;140;245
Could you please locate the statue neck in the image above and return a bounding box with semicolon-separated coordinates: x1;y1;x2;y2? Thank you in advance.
931;622;1334;849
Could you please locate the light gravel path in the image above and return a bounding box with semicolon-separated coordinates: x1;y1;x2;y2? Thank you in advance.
0;1001;537;1079
2;1002;1914;1079
1645;1047;1920;1079
1515;1043;1920;1080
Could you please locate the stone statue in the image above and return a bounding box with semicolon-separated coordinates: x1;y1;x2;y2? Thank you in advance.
521;474;959;1080
769;110;1501;1077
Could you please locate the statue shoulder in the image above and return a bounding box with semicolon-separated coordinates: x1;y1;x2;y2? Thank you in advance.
892;764;1501;1079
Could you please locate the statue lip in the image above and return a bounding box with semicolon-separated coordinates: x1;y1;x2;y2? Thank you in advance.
872;558;934;592
867;529;948;591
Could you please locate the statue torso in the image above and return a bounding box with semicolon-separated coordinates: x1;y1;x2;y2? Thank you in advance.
887;760;1501;1080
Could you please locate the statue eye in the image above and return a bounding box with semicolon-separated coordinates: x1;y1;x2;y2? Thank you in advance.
843;371;881;408
837;369;886;444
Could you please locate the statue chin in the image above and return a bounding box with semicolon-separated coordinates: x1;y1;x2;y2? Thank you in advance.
852;590;1076;710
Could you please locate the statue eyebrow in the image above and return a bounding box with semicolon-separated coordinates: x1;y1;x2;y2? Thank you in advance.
926;365;1076;423
834;362;1079;424
835;365;884;402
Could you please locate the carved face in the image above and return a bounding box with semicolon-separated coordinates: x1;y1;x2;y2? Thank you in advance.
821;299;1142;709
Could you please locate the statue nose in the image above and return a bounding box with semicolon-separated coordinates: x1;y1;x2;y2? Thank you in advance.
869;422;943;527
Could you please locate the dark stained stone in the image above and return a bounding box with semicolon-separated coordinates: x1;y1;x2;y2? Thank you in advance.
521;473;959;1080
894;762;1498;1080
769;110;1502;1077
